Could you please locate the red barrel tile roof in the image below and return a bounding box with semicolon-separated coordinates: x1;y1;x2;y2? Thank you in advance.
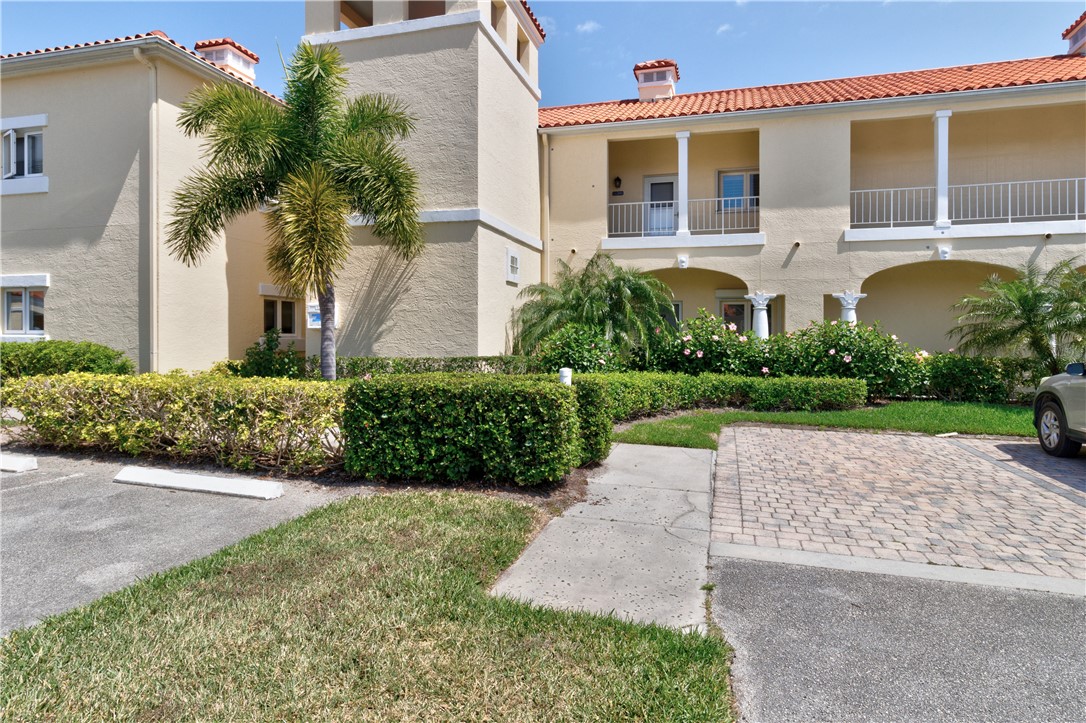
539;54;1086;129
1062;10;1086;39
633;59;680;81
193;37;259;63
519;0;545;40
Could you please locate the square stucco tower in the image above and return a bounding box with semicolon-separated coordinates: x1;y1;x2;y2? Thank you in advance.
303;0;544;356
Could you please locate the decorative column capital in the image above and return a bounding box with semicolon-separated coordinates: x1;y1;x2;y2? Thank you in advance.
675;131;691;140
832;291;867;309
933;109;953;121
744;291;777;309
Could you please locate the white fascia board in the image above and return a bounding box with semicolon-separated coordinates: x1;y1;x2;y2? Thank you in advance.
1;176;49;195
843;219;1085;243
507;0;545;47
0;334;49;343
305;11;541;101
0;273;49;287
601;232;765;250
0;114;48;131
258;283;294;297
539;81;1086;136
349;207;543;251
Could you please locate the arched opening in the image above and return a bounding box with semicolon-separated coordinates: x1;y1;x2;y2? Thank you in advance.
858;260;1016;352
648;268;774;333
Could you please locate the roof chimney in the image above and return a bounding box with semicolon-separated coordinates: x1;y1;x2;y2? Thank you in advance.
633;59;679;102
194;38;259;83
1063;11;1086;55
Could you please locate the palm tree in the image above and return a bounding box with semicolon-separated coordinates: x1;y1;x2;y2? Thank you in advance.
512;252;674;358
166;43;423;380
949;259;1085;374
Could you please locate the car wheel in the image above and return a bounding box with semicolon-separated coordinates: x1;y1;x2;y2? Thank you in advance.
1037;400;1082;458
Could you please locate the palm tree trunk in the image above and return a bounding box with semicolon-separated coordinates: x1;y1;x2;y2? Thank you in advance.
318;284;337;381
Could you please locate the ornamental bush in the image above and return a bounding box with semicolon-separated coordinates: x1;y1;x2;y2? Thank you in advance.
343;374;581;485
315;354;541;379
925;353;1048;403
653;310;768;376
537;324;627;373
2;373;344;472
0;340;134;380
236;329;305;379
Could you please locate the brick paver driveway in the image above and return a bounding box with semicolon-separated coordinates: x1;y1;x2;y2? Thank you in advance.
712;427;1086;581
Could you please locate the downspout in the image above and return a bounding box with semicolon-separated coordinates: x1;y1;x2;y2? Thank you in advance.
134;47;159;372
540;132;551;283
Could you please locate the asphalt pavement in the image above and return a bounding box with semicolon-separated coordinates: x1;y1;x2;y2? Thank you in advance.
1;451;355;635
710;555;1086;723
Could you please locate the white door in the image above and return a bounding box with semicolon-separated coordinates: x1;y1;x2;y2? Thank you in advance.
644;176;677;236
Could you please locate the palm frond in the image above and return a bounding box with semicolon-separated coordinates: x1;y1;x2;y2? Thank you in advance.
282;43;347;159
177;83;287;174
341;94;416;140
165;170;266;266
264;163;353;297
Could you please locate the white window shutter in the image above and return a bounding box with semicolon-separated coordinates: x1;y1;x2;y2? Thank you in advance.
2;130;14;179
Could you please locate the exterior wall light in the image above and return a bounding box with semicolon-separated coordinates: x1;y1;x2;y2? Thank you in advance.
613;176;622;189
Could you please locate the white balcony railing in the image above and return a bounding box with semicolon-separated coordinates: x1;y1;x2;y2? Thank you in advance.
950;178;1085;224
851;178;1086;228
608;197;760;237
850;186;935;227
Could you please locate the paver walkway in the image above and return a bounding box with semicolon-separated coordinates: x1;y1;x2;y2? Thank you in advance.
711;428;1086;587
491;443;713;630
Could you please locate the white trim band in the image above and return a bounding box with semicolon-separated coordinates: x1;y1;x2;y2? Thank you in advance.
1;114;48;131
844;219;1086;243
350;207;543;251
602;232;765;250
258;283;294;298
1;273;49;287
1;176;49;196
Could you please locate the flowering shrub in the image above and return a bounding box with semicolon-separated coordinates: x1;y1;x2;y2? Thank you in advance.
654;310;769;376
925;353;1048;403
537;324;626;373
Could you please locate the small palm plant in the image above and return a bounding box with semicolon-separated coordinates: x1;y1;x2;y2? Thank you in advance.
512;252;674;359
166;43;423;379
949;259;1085;374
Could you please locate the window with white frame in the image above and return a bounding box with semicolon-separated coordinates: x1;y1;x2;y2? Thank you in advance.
506;247;521;284
3;287;46;335
3;128;43;179
718;298;773;335
718;169;759;209
263;298;297;336
639;70;673;83
666;300;683;328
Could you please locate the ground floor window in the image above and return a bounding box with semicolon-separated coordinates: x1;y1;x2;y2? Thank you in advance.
719;299;774;335
2;287;45;335
263;298;296;337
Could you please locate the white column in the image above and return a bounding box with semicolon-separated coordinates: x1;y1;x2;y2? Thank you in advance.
374;0;407;25
832;291;867;323
676;131;690;235
744;292;776;339
933;110;952;228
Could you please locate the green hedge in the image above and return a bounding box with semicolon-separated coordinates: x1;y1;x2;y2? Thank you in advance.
1;340;134;380
307;355;541;379
925;353;1048;403
343;374;580;485
2;373;343;473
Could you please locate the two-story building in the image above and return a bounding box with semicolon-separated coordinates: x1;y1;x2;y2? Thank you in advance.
2;3;1084;367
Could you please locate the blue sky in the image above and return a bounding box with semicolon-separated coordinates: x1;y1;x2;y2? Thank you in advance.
1;1;1080;105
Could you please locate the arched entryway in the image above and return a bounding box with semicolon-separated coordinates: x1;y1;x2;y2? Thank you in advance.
858;260;1016;352
648;268;776;333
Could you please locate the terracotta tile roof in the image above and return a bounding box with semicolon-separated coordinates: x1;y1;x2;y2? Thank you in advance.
1062;10;1086;39
633;58;680;80
1;30;279;101
519;0;545;40
539;55;1086;129
193;37;259;63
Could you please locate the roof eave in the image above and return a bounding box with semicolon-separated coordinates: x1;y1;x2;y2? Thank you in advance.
538;80;1086;135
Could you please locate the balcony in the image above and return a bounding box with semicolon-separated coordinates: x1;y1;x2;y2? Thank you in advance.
850;178;1086;228
608;197;760;237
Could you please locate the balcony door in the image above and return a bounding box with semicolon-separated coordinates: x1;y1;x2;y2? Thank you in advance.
644;175;677;236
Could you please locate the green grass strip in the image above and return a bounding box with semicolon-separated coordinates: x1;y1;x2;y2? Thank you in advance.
1;493;733;721
614;401;1035;450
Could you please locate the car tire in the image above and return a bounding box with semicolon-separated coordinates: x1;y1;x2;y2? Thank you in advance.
1037;399;1082;458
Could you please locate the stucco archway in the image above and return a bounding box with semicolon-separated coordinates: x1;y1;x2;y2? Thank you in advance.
858;260;1016;352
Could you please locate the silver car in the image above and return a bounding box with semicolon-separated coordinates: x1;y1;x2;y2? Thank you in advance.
1034;362;1086;457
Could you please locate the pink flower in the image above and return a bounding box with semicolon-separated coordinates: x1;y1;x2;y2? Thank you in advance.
828;348;836;355
786;332;793;338
728;323;738;331
362;373;373;381
696;350;704;358
948;347;954;353
682;335;692;342
654;327;661;334
831;320;838;326
761;366;770;374
598;359;606;364
711;335;719;341
849;320;857;327
683;348;691;355
891;334;898;341
738;335;747;342
843;354;852;363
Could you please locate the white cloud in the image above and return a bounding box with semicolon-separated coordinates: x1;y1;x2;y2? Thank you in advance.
576;20;602;34
735;0;748;5
716;24;732;35
538;15;557;36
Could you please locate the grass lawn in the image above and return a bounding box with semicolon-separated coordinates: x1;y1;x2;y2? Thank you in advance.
0;492;733;721
614;401;1035;450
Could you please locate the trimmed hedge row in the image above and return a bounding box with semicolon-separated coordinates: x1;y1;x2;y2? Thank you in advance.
1;340;134;380
2;373;344;473
306;355;541;379
343;374;580;485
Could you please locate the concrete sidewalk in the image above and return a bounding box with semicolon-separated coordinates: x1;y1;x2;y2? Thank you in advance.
491;443;714;630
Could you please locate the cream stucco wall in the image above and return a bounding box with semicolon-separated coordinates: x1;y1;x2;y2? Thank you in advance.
1;60;148;365
476;226;540;353
544;86;1085;351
